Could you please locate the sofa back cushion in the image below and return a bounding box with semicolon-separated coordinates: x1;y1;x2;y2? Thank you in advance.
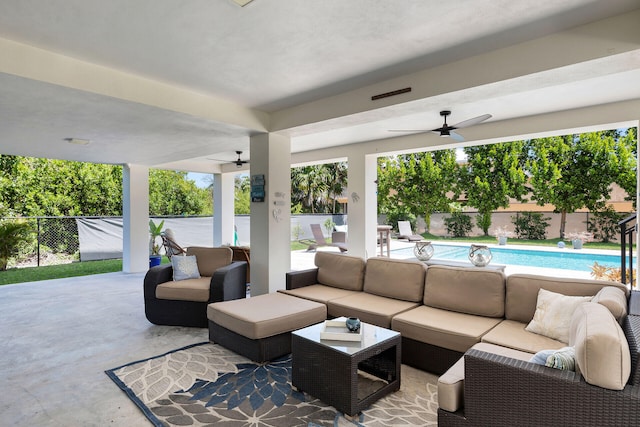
186;246;232;277
591;286;628;323
423;265;506;318
315;252;366;291
570;302;630;390
363;257;426;302
505;274;627;323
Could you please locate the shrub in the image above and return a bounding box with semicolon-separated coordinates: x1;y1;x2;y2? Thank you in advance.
0;219;35;270
588;207;623;243
444;212;473;237
511;212;550;240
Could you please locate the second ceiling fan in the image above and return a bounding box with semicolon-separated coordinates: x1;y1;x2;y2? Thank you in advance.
390;110;492;142
208;151;249;168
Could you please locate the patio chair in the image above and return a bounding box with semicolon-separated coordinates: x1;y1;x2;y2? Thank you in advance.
397;221;423;241
161;228;187;259
307;223;348;253
143;246;247;327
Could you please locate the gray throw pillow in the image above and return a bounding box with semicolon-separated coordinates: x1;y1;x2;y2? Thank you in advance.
172;255;200;281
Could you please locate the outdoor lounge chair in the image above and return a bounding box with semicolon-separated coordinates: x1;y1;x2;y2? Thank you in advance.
307;223;348;253
161;228;187;259
397;220;423;241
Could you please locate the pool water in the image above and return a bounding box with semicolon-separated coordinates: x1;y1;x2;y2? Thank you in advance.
394;244;631;272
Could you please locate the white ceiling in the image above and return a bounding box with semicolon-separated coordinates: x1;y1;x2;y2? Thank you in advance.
0;0;639;172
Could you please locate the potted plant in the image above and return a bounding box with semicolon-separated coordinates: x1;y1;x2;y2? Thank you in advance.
149;219;164;267
567;231;593;249
492;226;513;245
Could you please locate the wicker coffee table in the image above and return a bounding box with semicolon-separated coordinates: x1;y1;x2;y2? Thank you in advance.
291;318;401;416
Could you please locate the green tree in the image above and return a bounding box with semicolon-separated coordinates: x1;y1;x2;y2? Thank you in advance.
149;169;209;215
378;151;458;231
0;219;34;270
614;127;637;207
291;162;347;213
527;133;619;238
234;175;251;214
461;142;528;235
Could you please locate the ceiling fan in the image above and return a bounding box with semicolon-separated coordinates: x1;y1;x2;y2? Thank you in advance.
389;110;492;142
208;151;249;168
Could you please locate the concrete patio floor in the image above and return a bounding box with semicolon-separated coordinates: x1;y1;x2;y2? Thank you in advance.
0;240;596;426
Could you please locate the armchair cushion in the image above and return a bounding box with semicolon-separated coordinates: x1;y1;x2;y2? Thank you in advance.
156;277;211;302
171;255;200;281
187;246;232;276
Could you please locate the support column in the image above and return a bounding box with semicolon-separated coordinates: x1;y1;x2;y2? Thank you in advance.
249;133;291;295
122;164;149;273
213;172;236;246
346;153;378;259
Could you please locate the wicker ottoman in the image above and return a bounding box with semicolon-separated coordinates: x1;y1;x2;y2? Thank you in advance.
207;293;327;362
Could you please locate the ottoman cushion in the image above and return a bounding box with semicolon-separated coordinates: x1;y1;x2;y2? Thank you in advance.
208;293;326;340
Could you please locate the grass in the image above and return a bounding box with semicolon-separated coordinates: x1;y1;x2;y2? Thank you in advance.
0;256;170;286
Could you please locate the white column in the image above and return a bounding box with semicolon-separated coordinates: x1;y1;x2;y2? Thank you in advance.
213;172;236;246
249;133;291;295
346;153;378;259
122;164;149;273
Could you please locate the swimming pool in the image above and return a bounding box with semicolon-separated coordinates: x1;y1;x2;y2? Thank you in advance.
393;244;631;272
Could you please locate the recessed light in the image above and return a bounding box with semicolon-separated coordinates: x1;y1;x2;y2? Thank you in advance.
64;138;91;145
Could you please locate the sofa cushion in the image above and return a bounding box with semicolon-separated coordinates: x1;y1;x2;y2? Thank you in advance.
570;302;631;390
481;319;566;353
363;257;426;302
278;285;359;304
591;286;628;323
156;277;211;302
391;305;502;353
186;246;232;277
327;293;419;328
504;274;626;323
438;342;533;413
171;255;201;281
525;289;592;343
423;265;505;317
207;293;327;340
315;252;366;291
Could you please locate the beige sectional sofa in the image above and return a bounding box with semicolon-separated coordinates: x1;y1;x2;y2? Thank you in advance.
283;251;640;426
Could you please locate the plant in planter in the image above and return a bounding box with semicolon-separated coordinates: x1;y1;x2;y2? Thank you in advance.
492;226;514;245
149;219;165;267
566;231;593;249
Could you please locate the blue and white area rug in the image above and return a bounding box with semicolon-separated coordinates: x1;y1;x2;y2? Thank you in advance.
106;342;438;426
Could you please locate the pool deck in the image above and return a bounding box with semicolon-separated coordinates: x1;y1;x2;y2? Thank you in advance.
292;239;624;279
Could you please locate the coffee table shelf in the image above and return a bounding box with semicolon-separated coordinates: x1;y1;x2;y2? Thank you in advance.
291;318;401;416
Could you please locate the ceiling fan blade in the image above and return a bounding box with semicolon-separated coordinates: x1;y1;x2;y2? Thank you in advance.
451;114;492;129
388;129;430;133
449;131;465;142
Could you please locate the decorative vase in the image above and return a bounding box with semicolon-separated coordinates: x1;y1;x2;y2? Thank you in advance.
572;239;583;250
498;236;507;245
345;317;361;333
413;241;435;261
149;255;162;268
469;244;492;267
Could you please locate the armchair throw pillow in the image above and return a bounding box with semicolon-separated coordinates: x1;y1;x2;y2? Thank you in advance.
172;255;201;281
525;289;592;343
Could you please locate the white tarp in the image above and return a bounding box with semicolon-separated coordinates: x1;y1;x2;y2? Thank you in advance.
76;217;215;261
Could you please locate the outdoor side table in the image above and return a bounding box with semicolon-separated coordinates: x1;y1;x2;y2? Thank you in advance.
291;318;401;417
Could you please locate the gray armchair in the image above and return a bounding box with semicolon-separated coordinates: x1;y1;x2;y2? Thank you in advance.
143;246;247;327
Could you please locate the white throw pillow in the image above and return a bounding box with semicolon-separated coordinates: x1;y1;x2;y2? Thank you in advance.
172;255;201;281
525;289;592;343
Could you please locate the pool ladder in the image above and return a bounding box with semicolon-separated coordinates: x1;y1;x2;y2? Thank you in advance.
619;213;636;287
